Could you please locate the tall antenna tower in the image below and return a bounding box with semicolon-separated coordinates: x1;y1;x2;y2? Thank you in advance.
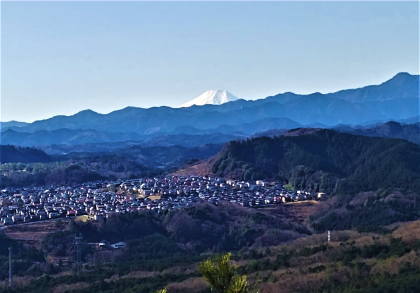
74;234;83;275
8;247;12;288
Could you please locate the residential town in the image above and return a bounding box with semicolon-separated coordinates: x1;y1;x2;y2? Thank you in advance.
0;176;324;226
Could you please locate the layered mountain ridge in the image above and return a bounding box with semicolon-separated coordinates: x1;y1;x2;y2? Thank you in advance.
1;72;418;147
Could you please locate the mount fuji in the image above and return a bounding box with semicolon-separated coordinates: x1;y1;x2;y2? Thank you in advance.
1;73;419;147
180;89;239;107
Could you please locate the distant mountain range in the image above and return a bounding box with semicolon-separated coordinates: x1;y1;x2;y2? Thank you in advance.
0;72;418;148
256;121;420;145
0;121;29;131
339;121;420;145
0;118;301;149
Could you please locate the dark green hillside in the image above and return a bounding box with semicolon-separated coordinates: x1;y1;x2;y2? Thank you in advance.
43;203;309;258
0;145;51;163
0;155;160;188
211;129;420;194
311;190;420;231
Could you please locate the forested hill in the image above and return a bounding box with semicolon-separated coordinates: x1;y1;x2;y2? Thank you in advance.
0;145;52;163
211;129;420;194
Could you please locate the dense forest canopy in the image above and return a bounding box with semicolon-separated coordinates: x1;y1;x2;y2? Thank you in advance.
212;129;420;194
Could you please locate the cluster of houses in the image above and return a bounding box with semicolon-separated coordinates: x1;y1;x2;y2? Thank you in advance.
0;176;325;226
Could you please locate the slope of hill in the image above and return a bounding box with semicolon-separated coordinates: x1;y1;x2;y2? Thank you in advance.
63;143;222;170
211;129;420;194
344;121;420;145
0;156;159;188
0;145;52;163
0;143;220;187
3;209;420;293
330;72;419;102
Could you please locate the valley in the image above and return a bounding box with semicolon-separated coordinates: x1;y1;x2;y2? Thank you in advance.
1;124;420;292
2;1;419;291
1;74;419;293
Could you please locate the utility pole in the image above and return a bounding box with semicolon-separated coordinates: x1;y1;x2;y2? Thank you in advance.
8;247;12;288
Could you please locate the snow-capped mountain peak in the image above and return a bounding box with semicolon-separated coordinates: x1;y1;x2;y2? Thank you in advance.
180;90;239;107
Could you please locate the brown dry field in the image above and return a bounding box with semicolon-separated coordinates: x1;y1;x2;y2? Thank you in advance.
3;218;70;249
171;160;213;177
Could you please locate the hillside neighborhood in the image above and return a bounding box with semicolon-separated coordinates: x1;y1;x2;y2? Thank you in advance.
0;176;323;226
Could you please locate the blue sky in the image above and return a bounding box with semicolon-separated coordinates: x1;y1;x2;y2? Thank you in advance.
1;1;419;122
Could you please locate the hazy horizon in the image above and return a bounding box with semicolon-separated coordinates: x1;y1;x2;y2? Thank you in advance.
1;71;418;123
2;1;419;122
